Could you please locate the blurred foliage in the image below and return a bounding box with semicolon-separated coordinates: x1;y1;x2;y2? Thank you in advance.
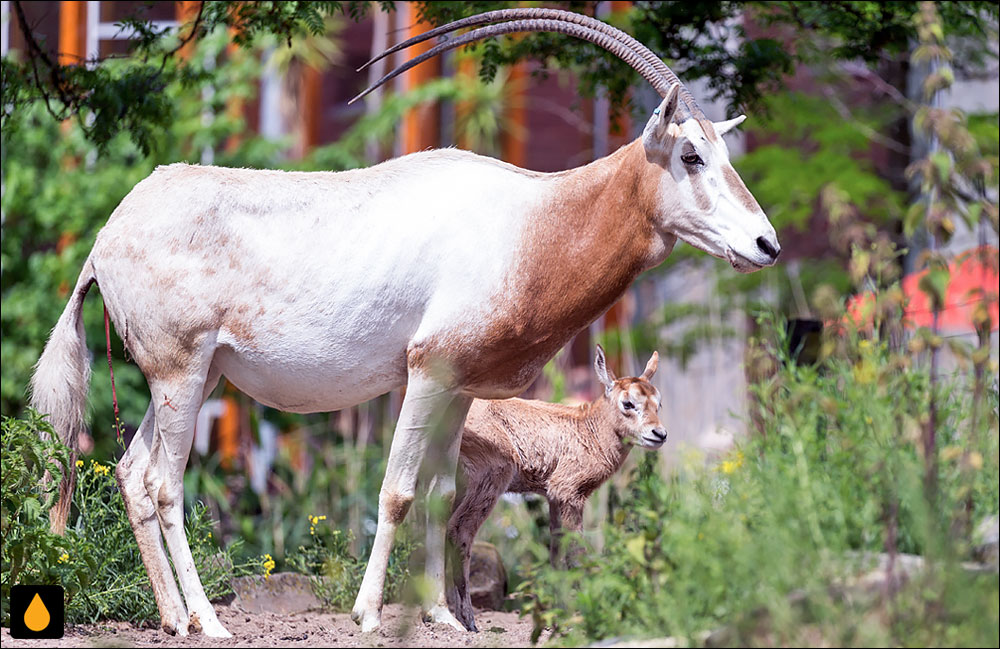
517;314;999;646
1;411;258;626
6;1;997;153
2;1;391;153
738;92;904;234
417;1;997;119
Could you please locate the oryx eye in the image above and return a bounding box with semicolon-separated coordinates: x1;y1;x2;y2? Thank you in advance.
681;152;703;166
622;400;635;411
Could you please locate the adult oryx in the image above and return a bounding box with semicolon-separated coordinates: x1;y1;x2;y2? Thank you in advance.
30;8;779;637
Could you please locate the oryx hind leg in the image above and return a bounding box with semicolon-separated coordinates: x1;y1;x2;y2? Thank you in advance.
116;404;190;635
145;357;231;638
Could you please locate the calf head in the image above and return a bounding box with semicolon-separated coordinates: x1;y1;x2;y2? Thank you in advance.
594;345;667;449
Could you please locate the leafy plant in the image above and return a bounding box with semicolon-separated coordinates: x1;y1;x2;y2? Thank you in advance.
1;411;72;625
517;313;999;646
1;410;258;625
285;515;415;610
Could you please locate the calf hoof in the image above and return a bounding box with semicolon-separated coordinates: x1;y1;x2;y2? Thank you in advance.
456;601;478;632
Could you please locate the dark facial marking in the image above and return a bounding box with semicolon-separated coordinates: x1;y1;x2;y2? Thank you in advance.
688;168;712;212
722;165;761;213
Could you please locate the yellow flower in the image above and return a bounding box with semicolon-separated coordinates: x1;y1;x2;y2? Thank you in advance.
720;451;745;475
853;359;875;385
58;553;69;563
75;460;84;468
262;553;275;579
92;462;110;476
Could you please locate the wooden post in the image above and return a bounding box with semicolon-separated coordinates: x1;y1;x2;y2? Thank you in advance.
399;3;440;153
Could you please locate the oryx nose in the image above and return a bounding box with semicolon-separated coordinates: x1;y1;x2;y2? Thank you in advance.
756;236;780;260
651;427;667;441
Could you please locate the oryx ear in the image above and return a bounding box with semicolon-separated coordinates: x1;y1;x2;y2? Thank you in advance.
714;114;746;137
594;344;616;393
641;351;659;380
642;84;680;149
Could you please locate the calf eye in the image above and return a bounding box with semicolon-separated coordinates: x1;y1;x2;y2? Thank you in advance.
622;400;635;410
681;152;703;166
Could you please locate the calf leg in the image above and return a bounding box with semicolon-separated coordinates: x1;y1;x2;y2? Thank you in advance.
145;363;231;637
558;500;586;568
446;466;512;631
351;372;467;633
547;499;563;567
423;394;472;630
116;404;190;636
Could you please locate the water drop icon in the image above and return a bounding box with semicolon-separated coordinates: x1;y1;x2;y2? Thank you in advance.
24;592;51;632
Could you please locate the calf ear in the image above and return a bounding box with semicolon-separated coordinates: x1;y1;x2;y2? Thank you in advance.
594;344;616;393
641;351;659;380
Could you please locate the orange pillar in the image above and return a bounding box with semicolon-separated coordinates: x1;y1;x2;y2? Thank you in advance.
500;62;528;167
175;1;201;60
300;65;322;154
602;1;634;345
400;4;440;153
454;55;477;151
608;1;632;145
225;32;246;152
59;1;87;65
217;395;240;470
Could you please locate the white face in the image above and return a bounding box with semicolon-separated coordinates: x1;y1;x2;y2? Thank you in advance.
595;346;667;450
642;93;781;274
612;381;667;449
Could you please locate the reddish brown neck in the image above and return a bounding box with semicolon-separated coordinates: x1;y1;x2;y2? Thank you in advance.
513;139;664;338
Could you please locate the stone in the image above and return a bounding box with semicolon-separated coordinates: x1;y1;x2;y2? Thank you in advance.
468;541;507;611
973;515;999;567
231;573;324;615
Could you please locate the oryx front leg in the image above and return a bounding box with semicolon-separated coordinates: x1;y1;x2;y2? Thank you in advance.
145;365;231;638
351;373;468;633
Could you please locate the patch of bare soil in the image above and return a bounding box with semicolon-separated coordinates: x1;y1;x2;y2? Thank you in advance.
1;603;544;648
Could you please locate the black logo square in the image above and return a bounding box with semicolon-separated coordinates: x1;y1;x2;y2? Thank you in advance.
10;584;64;639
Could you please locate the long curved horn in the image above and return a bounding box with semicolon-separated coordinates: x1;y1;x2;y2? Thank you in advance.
349;12;706;121
349;19;668;104
356;8;705;120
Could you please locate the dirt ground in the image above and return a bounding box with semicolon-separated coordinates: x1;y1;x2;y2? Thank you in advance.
1;603;545;648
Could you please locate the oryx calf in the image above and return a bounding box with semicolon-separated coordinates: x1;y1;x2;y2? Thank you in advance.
446;345;665;631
